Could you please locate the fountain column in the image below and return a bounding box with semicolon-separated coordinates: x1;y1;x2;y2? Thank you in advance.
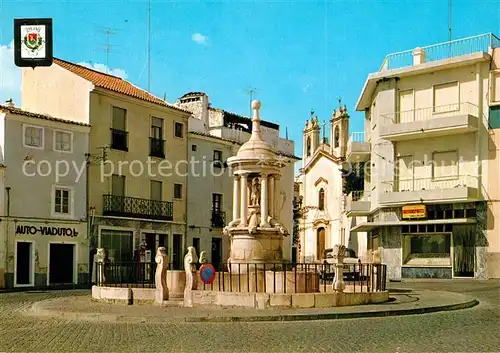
274;175;281;217
233;175;240;222
260;174;269;227
268;175;275;218
240;173;248;226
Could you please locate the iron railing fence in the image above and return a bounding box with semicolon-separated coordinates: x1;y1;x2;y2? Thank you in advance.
380;33;500;71
200;262;387;294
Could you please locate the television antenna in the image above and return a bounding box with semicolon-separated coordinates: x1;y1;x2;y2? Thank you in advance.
448;0;452;41
147;0;151;92
244;87;260;116
97;27;119;74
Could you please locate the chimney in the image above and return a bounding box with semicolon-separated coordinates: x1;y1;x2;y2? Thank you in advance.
412;47;426;65
200;94;209;132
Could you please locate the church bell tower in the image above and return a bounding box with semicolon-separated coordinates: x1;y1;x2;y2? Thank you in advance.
330;99;349;159
303;111;320;165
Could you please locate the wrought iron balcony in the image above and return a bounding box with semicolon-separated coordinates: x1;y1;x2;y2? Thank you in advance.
149;137;165;158
103;195;173;221
111;128;128;151
211;209;226;228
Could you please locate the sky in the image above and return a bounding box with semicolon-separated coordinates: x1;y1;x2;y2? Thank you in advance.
1;0;500;158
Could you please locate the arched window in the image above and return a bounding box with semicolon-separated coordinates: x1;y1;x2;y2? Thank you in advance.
306;136;311;156
318;188;325;210
334;126;340;148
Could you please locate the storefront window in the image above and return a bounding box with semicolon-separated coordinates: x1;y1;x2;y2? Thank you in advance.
403;234;451;266
100;230;133;262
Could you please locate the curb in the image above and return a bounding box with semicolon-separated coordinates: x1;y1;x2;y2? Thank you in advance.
28;297;479;323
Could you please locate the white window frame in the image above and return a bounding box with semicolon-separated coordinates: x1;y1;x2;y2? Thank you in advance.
173;183;183;200
23;124;44;150
432;81;460;114
51;185;75;218
53;129;74;153
432;150;459;181
174;121;184;139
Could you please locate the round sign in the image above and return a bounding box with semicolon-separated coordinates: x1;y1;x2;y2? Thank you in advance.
199;264;216;284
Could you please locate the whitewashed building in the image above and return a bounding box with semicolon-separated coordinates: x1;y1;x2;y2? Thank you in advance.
176;92;299;266
0;104;90;289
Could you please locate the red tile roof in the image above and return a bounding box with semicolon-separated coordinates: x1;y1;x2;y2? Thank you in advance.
53;58;191;114
0;105;91;127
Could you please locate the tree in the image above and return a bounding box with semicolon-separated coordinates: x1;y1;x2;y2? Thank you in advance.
342;162;365;195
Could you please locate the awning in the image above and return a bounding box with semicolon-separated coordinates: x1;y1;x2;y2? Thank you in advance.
350;218;477;233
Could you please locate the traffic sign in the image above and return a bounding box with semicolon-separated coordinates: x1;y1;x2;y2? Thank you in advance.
199;264;216;284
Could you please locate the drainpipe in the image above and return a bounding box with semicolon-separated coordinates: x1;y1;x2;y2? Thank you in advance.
184;118;189;257
476;62;483;199
5;187;10;217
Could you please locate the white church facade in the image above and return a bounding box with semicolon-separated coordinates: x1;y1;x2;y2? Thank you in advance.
296;103;369;263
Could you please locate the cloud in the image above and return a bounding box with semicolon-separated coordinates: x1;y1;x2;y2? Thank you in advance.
0;40;22;105
77;62;128;79
192;33;208;45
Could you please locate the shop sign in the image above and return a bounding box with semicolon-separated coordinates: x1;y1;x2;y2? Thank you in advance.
402;205;426;219
15;225;78;237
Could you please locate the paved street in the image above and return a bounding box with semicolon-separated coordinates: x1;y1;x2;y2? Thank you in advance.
0;280;499;353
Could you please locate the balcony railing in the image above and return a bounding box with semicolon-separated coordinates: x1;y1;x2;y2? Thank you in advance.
348;132;366;143
381;102;479;126
149;137;165;158
211;209;226;228
381;175;478;193
103;195;173;221
380;33;500;71
111;128;128;151
350;190;369;202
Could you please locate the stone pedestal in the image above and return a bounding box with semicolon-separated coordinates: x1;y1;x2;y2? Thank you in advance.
228;229;285;273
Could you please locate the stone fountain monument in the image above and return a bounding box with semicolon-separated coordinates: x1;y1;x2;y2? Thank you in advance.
223;100;289;273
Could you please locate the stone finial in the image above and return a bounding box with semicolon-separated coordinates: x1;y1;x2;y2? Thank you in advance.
199;251;208;264
332;244;346;293
250;100;263;139
95;248;107;285
183;246;198;307
155;247;169;303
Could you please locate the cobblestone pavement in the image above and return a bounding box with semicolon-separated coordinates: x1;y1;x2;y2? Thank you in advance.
0;280;499;353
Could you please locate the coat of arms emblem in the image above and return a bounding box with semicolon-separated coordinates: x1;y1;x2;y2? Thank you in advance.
23;32;43;51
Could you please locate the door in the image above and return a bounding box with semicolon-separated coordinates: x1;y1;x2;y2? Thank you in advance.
316;227;326;260
49;243;75;284
453;226;475;277
16;242;32;285
173;234;182;270
398;90;414;123
111;174;125;212
145;234;156;263
211;238;222;270
396;155;414;191
150;180;162;217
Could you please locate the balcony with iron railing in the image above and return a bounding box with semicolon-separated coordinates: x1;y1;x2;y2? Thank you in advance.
379;102;479;141
111;128;129;151
379;175;479;205
380;33;500;71
346;190;371;216
346;132;370;162
103;195;173;221
211;209;226;228
149;137;165;158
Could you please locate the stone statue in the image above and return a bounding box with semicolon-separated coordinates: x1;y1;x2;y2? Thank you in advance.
199;251;208;264
154;247;169;303
183;246;198;307
250;177;261;206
